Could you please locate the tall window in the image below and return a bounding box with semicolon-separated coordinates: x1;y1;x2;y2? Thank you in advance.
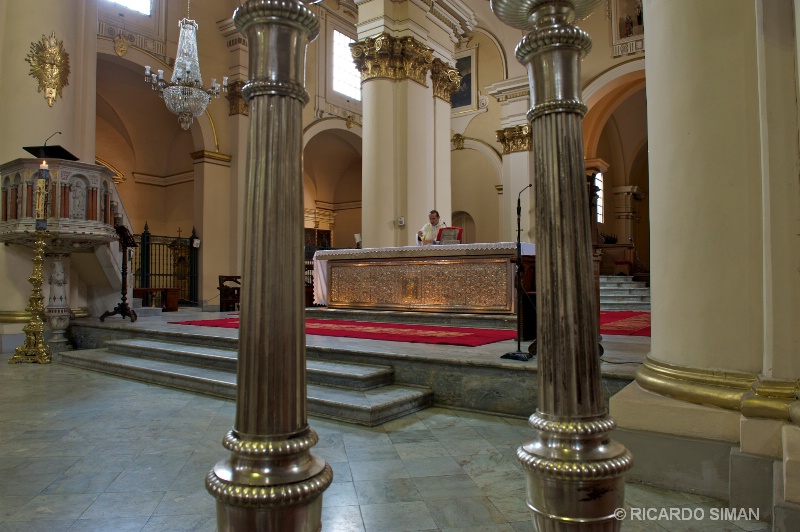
107;0;151;15
596;173;604;223
332;30;361;101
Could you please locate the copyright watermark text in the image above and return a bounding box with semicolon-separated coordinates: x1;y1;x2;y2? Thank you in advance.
614;507;760;521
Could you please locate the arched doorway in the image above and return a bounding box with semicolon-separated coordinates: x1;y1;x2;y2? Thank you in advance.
302;123;363;249
584;61;650;270
452;211;476;244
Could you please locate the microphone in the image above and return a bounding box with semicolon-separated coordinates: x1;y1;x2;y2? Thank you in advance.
43;131;62;147
517;184;532;215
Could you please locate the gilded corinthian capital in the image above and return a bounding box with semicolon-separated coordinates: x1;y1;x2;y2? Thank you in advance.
496;125;532;154
350;33;434;86
431;58;461;103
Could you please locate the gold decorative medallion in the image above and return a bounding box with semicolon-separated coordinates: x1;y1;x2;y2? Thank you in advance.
113;34;130;57
25;31;70;107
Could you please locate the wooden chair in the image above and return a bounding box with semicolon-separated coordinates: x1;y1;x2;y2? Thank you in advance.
218;275;241;312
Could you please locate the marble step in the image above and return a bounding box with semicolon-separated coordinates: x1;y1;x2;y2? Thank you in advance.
601;302;651;311
600;293;650;303
599;280;648;289
60;349;431;426
600;287;651;296
104;338;395;390
305;307;518;330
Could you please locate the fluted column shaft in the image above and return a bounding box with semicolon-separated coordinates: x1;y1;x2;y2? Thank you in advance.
491;0;632;530
206;1;332;530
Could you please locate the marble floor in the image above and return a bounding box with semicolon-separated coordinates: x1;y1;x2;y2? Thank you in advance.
0;319;768;531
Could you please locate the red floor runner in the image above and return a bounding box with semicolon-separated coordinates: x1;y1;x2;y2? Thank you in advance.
171;311;651;343
599;311;650;336
169;317;518;347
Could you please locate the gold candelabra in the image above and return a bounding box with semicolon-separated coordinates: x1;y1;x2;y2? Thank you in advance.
9;235;52;364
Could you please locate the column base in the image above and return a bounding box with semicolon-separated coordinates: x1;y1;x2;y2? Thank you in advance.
611;383;739;498
213;493;326;532
518;413;632;531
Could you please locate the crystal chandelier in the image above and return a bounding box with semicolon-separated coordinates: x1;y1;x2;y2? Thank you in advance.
144;0;227;130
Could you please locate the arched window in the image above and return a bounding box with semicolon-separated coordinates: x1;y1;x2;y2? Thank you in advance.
596;172;604;224
106;0;151;15
332;30;361;102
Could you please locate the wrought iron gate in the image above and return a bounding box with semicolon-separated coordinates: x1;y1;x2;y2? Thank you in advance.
132;224;199;306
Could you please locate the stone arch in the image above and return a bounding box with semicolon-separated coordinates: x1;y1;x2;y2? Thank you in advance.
583;59;646;159
451;137;503;186
452;210;477;244
96;41;218;154
302;119;363;248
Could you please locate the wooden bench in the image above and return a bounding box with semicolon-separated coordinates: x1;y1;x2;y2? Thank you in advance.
133;287;180;312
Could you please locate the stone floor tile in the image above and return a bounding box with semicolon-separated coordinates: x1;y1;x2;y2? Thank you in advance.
425;496;508;528
65;517;148;531
412;474;484;500
140;514;216;532
321;504;365;531
345;442;400;462
322;481;359;507
349;459;408;481
403;456;465;478
360;500;437;532
394;440;450;460
387;429;438;444
152;490;216;516
0;519;74;531
4;493;99;521
80;491;165;519
354;478;421;504
41;470;121;495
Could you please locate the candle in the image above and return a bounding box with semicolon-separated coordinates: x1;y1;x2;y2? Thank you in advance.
40;160;48;170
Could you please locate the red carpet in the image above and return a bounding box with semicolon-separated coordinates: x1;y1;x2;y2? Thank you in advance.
169;317;518;347
599;311;650;336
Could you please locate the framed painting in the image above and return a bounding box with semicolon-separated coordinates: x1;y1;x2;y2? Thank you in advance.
611;0;645;57
451;48;477;112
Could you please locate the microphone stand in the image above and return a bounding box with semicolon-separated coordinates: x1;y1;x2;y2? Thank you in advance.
502;184;533;361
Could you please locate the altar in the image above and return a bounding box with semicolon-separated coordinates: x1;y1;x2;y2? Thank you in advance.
313;242;535;314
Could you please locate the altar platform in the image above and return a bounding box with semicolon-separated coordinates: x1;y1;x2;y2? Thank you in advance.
65;307;647;419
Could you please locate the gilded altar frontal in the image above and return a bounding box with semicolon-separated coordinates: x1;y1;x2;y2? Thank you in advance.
328;258;513;312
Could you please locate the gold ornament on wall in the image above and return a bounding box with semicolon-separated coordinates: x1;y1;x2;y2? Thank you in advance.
113;34;130;57
25;31;70;107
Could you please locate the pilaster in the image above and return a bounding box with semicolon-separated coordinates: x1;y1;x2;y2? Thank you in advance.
487;76;533;242
190;150;232;305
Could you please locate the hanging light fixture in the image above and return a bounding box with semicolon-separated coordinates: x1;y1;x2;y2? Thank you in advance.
144;0;227;130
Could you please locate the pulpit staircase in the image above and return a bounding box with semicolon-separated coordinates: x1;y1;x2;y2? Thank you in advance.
599;275;651;311
61;321;433;427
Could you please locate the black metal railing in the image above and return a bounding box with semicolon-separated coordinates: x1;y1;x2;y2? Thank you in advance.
132;224;199;306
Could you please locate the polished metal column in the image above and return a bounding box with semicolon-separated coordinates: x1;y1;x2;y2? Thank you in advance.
205;1;332;530
490;0;632;529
